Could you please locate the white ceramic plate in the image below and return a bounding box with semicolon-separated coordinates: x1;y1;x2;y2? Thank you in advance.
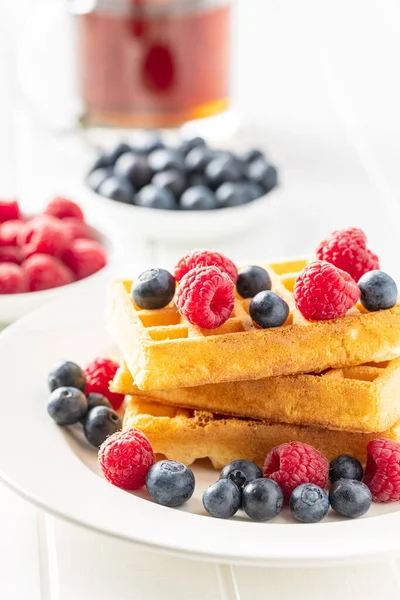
0;280;400;567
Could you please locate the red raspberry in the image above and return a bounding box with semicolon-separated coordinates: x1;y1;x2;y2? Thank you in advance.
44;196;84;221
0;220;24;246
19;215;71;259
293;260;360;321
0;263;28;294
316;227;380;282
174;249;238;283
0;200;20;223
63;239;107;280
84;358;125;410
363;439;400;502
23;254;74;291
263;442;329;502
98;428;155;490
0;246;22;265
62;218;95;241
176;265;235;329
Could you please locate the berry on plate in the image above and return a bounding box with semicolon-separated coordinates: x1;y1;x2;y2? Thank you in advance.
316;227;379;282
45;197;84;221
176;265;235;329
242;478;284;521
0;246;22;264
202;479;241;519
0;263;28;294
0;199;20;223
263;442;329;502
131;268;176;310
146;460;195;507
358;270;398;312
47;386;88;426
236;266;271;299
98;428;156;490
86;393;112;411
329;454;363;484
329;479;372;518
293;260;360;321
0;219;24;246
290;483;329;523
249;290;289;328
23;254;74;291
48;360;86;392
363;438;400;502
174;249;238;283
219;459;262;490
83;405;122;447
84;357;125;410
62;239;107;280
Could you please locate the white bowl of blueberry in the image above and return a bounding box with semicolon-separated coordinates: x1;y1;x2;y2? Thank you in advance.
84;132;280;242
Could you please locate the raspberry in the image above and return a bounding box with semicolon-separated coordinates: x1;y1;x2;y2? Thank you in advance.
0;220;24;246
63;239;107;280
0;246;22;265
98;428;155;490
363;439;400;502
316;227;380;282
293;260;360;321
44;197;84;221
174;249;238;283
176;265;235;329
23;254;74;291
84;358;125;410
62;218;95;241
263;442;329;502
0;263;28;294
18;215;71;259
0;200;20;223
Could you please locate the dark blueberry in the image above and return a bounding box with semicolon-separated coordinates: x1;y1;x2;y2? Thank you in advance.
146;460;195;507
83;406;122;447
131;131;164;155
249;290;289;328
86;167;113;193
134;184;177;210
215;182;254;208
48;386;88;426
219;459;262;490
148;148;185;173
213;150;238;162
180;186;217;210
86;393;112;412
90;142;131;171
329;454;363;484
358;270;398;312
152;169;187;199
114;152;152;189
132;268;176;309
246;158;278;192
98;175;134;204
247;182;265;201
242;478;284;521
184;146;214;174
179;136;206;157
290;484;329;523
329;479;372;518
187;173;208;187
205;156;244;190
236;266;272;299
242;149;265;164
203;479;241;519
48;361;86;392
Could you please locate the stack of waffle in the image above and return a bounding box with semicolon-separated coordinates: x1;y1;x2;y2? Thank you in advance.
108;258;400;468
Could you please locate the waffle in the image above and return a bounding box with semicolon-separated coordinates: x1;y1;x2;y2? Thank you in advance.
108;258;400;390
112;358;400;433
123;395;400;469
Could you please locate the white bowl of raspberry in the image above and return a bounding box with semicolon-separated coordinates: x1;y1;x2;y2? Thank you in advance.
0;198;112;325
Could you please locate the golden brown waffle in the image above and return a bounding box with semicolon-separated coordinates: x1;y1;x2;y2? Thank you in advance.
123;395;400;468
108;258;400;390
112;358;400;433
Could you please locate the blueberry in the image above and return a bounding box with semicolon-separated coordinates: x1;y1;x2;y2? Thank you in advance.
242;478;284;521
148;148;185;173
83;406;122;447
180;186;217;210
247;182;265;201
249;290;289;328
237;266;272;299
358;270;398;312
215;182;254;208
146;460;195;507
329;454;363;483
98;175;134;204
203;479;241;519
290;484;329;523
219;459;262;490
132;268;176;309
135;184;177;210
242;149;265;164
329;479;372;518
187;173;208;187
86;167;113;192
152;169;187;199
179;136;206;157
131;131;164;155
48;361;86;392
48;386;88;426
185;146;214;174
90;142;131;170
114;152;152;189
246;158;278;192
86;393;112;412
205;156;244;190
